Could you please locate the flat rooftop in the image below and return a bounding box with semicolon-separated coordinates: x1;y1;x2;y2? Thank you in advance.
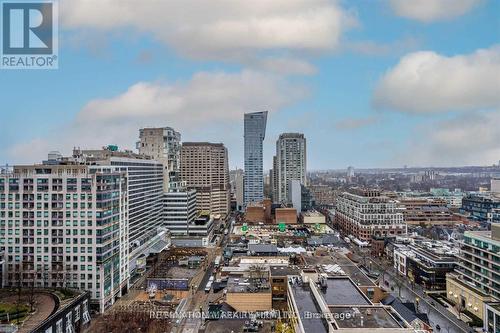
329;306;402;329
303;252;376;287
227;275;271;293
320;278;370;306
290;284;328;333
302;210;325;217
270;265;300;277
338;262;376;287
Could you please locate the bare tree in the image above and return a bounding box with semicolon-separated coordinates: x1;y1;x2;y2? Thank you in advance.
377;260;389;285
27;271;37;313
14;264;25;324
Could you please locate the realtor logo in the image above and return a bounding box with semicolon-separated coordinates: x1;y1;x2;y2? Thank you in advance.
1;0;58;69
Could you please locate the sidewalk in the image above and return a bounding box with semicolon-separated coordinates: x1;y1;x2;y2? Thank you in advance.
348;247;472;333
380;265;472;333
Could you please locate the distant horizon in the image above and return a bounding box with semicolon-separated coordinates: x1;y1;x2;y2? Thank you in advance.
2;138;500;172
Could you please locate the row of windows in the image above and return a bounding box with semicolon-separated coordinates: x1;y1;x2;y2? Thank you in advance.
0;193;93;201
0;219;94;227
1;237;95;245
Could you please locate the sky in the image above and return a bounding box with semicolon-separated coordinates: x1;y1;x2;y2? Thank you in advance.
1;0;499;170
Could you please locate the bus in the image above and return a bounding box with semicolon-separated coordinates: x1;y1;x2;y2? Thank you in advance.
205;276;214;293
214;255;221;268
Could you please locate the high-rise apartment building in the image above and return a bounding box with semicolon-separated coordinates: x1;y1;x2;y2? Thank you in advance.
335;189;406;241
274;133;306;204
0;164;129;312
136;127;182;191
270;156;278;203
72;148;164;252
244;111;267;207
180;142;230;216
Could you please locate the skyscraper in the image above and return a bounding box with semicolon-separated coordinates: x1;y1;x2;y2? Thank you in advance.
274;133;307;204
180;142;230;216
137;127;182;191
244;111;268;207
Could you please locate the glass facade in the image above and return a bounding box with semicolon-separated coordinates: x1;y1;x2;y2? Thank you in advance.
243;111;267;207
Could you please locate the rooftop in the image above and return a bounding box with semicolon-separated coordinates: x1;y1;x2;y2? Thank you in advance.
382;295;430;326
301;210;325;217
465;228;500;243
248;243;278;253
320;278;371;306
329;306;402;329
226;274;271;293
182;142;225;147
270;266;300;277
290;284;328;333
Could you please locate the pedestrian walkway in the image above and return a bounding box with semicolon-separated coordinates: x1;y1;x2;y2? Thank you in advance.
380;268;472;333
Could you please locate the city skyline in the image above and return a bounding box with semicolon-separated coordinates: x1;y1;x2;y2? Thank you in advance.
1;0;499;170
1;2;500;332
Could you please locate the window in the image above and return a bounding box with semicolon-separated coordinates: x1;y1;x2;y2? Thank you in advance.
74;305;80;321
66;312;74;333
82;300;90;324
55;319;63;333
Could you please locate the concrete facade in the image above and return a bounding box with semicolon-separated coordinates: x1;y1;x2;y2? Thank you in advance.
180;142;230;216
274;133;306;204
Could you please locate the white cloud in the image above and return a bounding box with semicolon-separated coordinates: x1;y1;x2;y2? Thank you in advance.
395;110;500;166
60;0;356;60
389;0;481;22
373;46;500;113
249;57;317;75
7;70;307;165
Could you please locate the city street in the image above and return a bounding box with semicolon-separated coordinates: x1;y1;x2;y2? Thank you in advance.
172;214;232;333
381;271;472;333
347;245;474;333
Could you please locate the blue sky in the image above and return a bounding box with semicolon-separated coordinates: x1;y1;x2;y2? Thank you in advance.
1;0;499;170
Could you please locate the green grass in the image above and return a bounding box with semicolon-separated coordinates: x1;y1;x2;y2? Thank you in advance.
0;303;29;314
0;303;30;324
